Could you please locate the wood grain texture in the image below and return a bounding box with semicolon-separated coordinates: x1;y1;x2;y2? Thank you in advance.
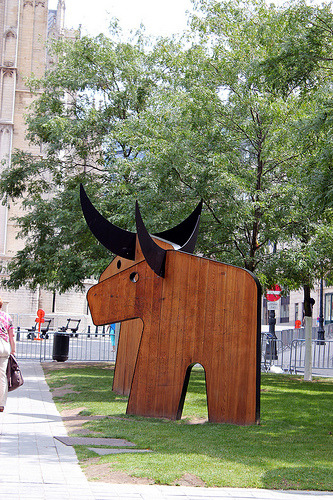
98;237;174;396
112;319;142;396
88;248;261;425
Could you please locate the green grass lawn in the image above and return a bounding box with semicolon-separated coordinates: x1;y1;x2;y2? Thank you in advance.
43;363;333;490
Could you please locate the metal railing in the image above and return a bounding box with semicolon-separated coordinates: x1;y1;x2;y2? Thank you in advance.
15;329;116;363
261;334;286;372
289;339;333;374
14;326;333;373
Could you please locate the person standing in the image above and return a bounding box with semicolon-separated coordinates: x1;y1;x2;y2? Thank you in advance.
0;297;16;412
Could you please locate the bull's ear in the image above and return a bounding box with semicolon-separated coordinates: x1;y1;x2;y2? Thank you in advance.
80;184;136;260
154;200;202;251
135;202;167;277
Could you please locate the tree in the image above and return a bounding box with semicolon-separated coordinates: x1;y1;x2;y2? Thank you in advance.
254;0;333;379
258;0;333;209
131;0;333;357
0;30;159;291
1;0;332;299
130;0;314;278
258;1;333;97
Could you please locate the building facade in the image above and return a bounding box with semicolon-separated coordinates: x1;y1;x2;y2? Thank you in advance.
262;283;333;331
0;0;93;329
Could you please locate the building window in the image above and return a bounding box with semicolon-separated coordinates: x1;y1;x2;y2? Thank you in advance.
280;295;290;323
325;293;333;324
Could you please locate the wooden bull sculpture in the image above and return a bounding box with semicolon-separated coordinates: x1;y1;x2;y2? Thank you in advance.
81;185;261;425
80;185;202;396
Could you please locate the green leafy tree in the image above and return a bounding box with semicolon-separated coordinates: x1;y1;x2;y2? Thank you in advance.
258;0;333;96
131;0;333;335
1;0;332;301
254;0;333;328
130;0;314;278
0;30;158;291
258;0;333;208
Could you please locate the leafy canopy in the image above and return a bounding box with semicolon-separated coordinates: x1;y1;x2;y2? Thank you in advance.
1;1;333;296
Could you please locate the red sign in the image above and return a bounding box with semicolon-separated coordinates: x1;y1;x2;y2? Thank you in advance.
266;285;281;302
35;309;45;332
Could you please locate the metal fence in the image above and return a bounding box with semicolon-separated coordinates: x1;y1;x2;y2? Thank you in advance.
16;330;117;363
261;332;333;374
261;335;286;372
289;339;333;374
15;326;333;374
274;322;333;346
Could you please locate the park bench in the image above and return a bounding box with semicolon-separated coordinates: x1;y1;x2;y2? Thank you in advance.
27;319;52;339
59;318;81;337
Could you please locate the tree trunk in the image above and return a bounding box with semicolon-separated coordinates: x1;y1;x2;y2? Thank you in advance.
303;285;312;317
303;285;312;382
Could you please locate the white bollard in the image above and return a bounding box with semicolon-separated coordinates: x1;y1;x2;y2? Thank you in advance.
304;316;312;381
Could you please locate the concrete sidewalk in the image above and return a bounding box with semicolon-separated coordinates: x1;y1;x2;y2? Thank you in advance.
0;361;331;500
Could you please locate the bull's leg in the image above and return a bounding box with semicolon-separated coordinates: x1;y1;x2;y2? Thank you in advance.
126;351;190;420
205;357;258;425
112;319;143;396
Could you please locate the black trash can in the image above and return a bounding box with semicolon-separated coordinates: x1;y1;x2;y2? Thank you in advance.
52;332;70;362
265;334;278;361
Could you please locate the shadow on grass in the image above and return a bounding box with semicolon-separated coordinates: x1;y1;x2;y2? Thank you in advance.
43;364;333;490
262;466;333;490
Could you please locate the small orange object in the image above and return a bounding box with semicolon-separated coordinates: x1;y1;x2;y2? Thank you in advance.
295;320;301;329
34;309;45;340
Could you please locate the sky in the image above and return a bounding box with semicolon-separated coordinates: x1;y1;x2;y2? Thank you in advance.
49;0;193;37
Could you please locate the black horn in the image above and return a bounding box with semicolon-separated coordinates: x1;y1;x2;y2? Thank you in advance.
135;200;202;277
80;184;136;260
180;216;201;254
135;202;167;278
154;200;203;248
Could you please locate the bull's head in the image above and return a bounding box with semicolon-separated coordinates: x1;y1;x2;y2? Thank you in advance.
80;184;202;322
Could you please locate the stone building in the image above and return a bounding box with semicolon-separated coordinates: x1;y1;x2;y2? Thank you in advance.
0;0;93;330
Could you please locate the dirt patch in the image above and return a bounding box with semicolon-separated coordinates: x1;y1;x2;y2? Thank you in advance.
173;473;206;487
182;416;208;425
61;406;89;418
65;426;99;436
51;384;80;397
44;363;154;484
83;460;154;484
60;406;105;435
42;361;115;372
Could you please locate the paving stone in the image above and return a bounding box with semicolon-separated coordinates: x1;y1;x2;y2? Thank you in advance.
54;436;136;447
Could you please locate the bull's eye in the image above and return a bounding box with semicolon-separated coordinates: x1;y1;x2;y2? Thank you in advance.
130;272;139;283
117;259;122;269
